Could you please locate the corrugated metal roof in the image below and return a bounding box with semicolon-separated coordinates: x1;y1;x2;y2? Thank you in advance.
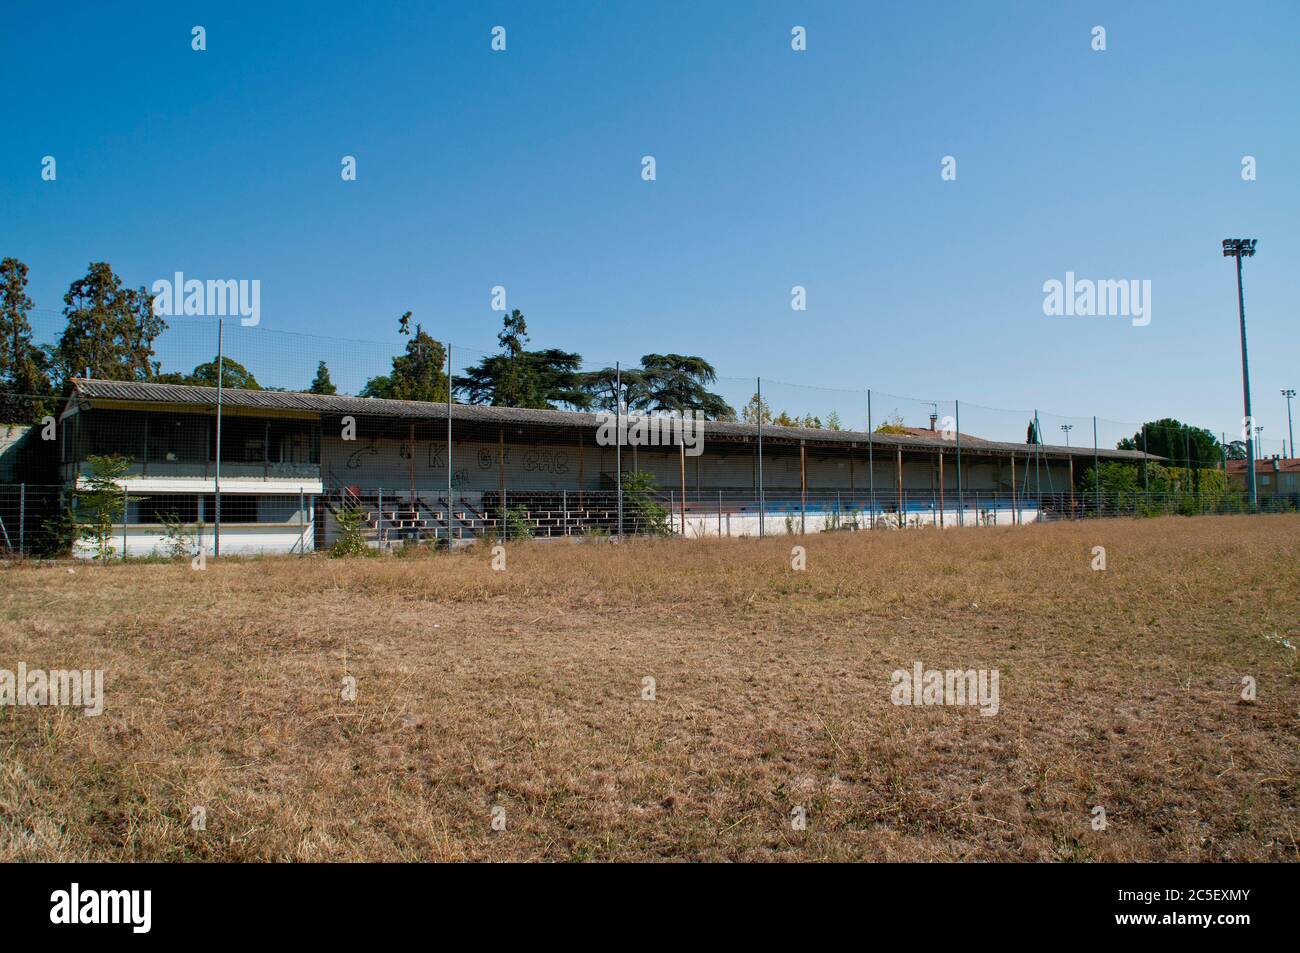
67;378;1157;460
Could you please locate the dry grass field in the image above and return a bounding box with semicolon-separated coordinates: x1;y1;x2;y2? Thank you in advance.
1;514;1297;862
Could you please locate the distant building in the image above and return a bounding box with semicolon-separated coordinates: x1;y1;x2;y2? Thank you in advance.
1227;457;1300;504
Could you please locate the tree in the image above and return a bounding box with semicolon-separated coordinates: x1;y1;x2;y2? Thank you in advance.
75;453;132;560
309;360;337;395
456;310;587;409
740;392;772;426
1026;419;1041;444
1117;419;1222;467
874;411;909;435
578;366;649;413
1224;440;1248;461
155;356;261;390
580;354;732;419
0;257;54;423
53;262;165;385
361;321;448;401
638;354;733;419
826;411;843;431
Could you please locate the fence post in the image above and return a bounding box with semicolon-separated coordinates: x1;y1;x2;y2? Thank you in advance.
562;488;568;536
955;399;963;527
299;488;305;556
718;489;722;538
757;377;765;537
19;483;25;556
1093;416;1100;517
122;487;128;560
867;389;874;528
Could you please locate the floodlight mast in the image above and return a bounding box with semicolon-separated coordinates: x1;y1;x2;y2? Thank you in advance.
1222;239;1258;508
1282;389;1295;458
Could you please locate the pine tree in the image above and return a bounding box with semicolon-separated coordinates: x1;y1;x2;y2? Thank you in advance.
309;360;337;395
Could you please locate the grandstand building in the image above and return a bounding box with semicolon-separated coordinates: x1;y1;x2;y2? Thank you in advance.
55;379;1153;556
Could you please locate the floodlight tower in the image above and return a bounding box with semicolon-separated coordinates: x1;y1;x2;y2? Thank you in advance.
1223;238;1258;508
1282;389;1295;458
1060;423;1073;447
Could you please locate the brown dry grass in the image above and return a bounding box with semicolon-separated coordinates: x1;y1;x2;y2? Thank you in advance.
1;514;1297;862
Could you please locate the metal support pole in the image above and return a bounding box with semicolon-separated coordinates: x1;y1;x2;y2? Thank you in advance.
214;318;223;557
756;377;764;537
447;343;453;542
718;489;722;537
563;488;568;536
1093;416;1100;516
19;483;25;556
299;488;305;555
955;399;963;527
867;390;874;528
1010;455;1017;526
799;441;806;534
938;449;944;528
122;487;128;560
679;439;687;536
616;362;623;540
1233;252;1257;509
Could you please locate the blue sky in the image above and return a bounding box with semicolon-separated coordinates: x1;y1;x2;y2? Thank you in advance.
3;1;1298;449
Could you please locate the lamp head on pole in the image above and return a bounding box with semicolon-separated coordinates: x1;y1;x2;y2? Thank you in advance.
1222;238;1257;258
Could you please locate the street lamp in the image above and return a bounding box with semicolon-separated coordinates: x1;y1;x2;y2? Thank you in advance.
1283;389;1295;458
1223;238;1258;508
1060;423;1072;446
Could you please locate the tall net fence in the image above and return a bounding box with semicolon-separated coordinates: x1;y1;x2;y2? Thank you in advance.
1;310;1294;557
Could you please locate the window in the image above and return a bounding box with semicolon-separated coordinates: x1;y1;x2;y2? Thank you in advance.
128;494;200;524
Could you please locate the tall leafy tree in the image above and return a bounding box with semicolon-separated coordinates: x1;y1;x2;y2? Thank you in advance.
1117;419;1221;466
361;321;448;401
0;257;54;422
309;360;337;395
155;356;261;390
740;392;772;425
638;354;733;419
578;366;649;412
456;310;586;409
53;262;165;384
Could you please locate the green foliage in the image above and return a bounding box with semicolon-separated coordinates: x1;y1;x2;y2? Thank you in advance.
504;504;534;540
826;411;843;431
330;506;373;557
361;321;448;402
159;512;204;559
1117;418;1222;467
457;311;587;409
740;392;772;425
0;257;55;424
157;356;262;390
874;411;909;435
75;454;132;559
622;470;670;535
54;262;165;385
309;360;337;395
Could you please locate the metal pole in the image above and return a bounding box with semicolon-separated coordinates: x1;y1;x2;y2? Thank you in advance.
954;399;962;527
214;318;223;557
1142;423;1149;497
1234;252;1257;509
615;362;623;540
122;487;128;560
1284;390;1296;459
18;483;25;556
867;390;874;528
756;377;764;537
447;343;453;542
299;488;305;555
1093;415;1100;517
